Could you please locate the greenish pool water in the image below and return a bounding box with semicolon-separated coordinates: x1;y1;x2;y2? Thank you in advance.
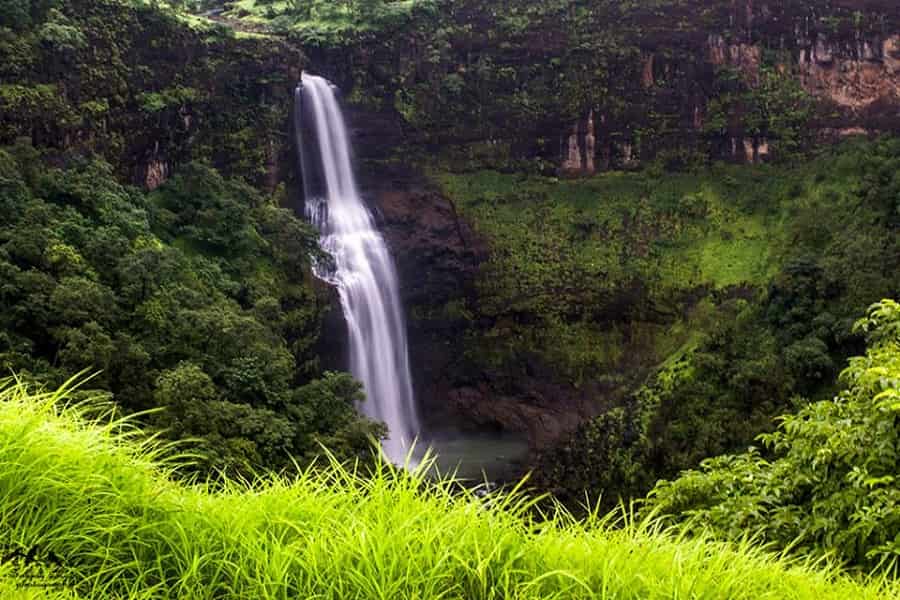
414;431;530;484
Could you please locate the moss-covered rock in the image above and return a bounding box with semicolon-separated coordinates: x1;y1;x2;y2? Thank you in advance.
292;0;900;172
0;0;306;189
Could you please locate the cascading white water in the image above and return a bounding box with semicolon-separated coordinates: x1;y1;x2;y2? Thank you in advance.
295;74;419;464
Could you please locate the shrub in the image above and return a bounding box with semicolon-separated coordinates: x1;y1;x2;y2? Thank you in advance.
648;299;900;573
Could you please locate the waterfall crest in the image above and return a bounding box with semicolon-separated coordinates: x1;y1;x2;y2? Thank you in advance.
294;74;419;464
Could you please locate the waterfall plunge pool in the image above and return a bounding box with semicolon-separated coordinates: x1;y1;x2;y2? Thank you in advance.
413;430;530;484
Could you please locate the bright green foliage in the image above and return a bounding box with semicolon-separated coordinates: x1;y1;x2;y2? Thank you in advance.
648;299;900;573
467;139;899;507
218;0;437;44
0;379;896;598
435;139;899;390
0;145;381;477
435;165;786;384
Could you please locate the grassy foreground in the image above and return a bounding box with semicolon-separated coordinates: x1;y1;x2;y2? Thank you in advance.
0;381;896;599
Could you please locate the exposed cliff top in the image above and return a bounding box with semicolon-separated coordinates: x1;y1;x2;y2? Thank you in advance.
0;0;306;186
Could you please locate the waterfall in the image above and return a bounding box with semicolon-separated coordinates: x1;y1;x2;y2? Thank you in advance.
294;74;419;464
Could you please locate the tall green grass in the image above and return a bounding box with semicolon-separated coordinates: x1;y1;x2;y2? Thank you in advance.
0;379;896;599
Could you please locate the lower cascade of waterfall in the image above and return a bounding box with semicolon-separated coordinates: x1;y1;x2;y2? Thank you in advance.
294;73;419;464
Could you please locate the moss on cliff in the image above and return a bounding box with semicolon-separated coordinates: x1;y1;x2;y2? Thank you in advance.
521;138;900;506
421;137;898;509
290;0;899;170
0;0;304;188
433;162;791;386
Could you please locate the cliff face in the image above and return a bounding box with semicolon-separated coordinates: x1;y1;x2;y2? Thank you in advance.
0;0;305;189
5;1;896;211
800;34;900;114
310;0;900;173
366;167;616;449
356;163;483;425
315;1;898;461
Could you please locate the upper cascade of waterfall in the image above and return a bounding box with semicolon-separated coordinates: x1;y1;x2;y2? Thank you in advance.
295;73;419;465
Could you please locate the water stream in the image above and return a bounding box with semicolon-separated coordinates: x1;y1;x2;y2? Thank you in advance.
295;74;419;464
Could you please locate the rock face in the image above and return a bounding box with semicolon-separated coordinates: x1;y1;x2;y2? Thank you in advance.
0;0;306;189
560;111;599;176
372;174;612;450
445;379;616;451
707;35;762;86
560;123;583;174
799;35;900;113
584;111;596;174
705;30;900;139
144;158;170;191
317;0;900;176
356;160;484;421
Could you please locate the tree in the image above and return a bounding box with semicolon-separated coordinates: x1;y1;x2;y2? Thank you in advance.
0;0;34;30
648;299;900;573
0;151;379;479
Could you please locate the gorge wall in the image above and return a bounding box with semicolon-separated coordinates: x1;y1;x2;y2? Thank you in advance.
6;1;898;189
316;0;899;461
0;0;305;190
308;0;900;173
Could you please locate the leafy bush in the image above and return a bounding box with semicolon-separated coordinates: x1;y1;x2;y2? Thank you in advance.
530;139;899;509
221;0;438;44
0;146;381;477
0;0;60;31
648;299;900;573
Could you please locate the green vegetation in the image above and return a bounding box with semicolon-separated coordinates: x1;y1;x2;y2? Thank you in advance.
434;139;898;510
434;164;785;383
0;0;296;185
2;0;900;593
0;378;897;598
648;299;900;573
434;138;895;379
0;144;381;477
218;0;437;44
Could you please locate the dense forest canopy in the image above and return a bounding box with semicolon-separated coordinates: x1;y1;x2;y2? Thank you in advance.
0;143;383;475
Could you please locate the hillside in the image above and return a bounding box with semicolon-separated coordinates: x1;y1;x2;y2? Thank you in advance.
0;0;897;482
